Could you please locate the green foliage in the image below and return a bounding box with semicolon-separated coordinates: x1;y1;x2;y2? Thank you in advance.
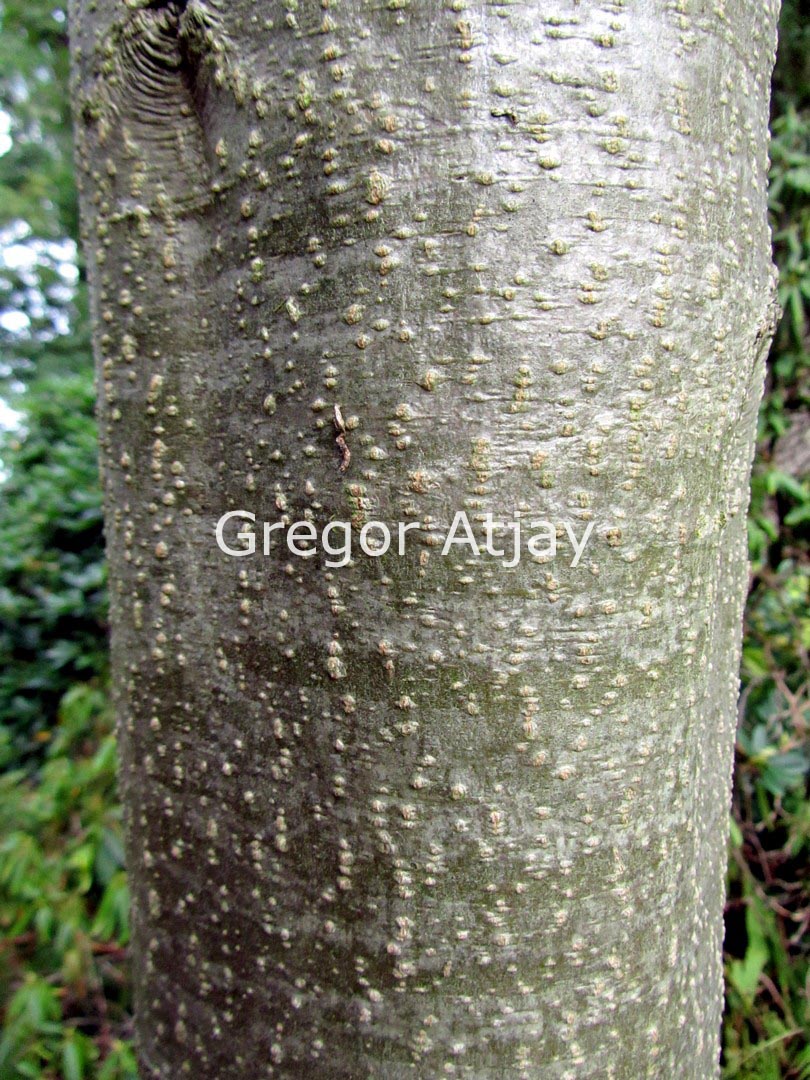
0;1;133;1073
724;563;810;1078
0;1;85;385
0;3;75;240
0;686;134;1080
748;0;810;568
0;373;107;770
723;3;810;1075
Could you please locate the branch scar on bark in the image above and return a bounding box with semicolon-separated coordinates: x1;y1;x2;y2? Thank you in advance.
82;0;227;212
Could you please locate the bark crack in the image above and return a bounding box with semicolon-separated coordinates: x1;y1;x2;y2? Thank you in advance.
142;0;189;12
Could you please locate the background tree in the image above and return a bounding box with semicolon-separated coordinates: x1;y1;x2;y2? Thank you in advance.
0;4;131;1078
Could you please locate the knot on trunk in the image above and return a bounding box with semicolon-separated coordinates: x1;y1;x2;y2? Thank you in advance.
100;0;227;211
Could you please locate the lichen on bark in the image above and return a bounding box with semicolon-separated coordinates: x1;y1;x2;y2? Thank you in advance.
70;1;780;1076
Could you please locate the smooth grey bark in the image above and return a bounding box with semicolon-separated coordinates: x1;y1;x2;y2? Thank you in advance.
70;1;779;1076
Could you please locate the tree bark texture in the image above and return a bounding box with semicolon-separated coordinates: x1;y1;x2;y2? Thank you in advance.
70;1;779;1076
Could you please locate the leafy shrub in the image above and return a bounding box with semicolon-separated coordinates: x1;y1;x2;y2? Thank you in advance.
0;373;107;771
0;684;134;1079
722;3;810;1075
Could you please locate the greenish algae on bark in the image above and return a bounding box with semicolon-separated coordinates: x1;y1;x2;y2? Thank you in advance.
70;1;780;1076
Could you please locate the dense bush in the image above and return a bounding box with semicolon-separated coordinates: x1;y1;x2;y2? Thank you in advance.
0;375;107;770
0;3;134;1074
0;680;133;1079
720;7;810;1074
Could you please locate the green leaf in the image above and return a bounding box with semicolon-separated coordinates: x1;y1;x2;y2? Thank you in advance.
728;902;769;1000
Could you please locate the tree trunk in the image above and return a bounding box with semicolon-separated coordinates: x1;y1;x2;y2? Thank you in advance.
70;1;779;1076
